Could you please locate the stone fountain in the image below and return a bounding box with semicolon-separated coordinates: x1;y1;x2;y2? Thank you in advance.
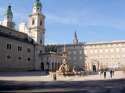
56;45;74;75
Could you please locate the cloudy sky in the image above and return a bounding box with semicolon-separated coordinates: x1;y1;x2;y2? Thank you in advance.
1;0;125;44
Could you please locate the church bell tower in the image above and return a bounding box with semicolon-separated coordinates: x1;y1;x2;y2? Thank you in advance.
29;0;45;45
73;31;79;45
2;5;15;29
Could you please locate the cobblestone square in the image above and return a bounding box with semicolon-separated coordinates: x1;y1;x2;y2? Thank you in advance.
0;71;125;93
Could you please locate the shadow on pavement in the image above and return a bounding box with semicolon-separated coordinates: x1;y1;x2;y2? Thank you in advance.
0;71;48;77
0;79;125;93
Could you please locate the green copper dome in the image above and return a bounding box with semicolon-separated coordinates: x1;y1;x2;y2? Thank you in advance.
5;5;13;17
33;0;42;8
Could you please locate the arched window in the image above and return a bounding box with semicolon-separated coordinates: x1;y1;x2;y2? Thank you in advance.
58;63;60;69
41;62;44;71
46;62;49;71
55;63;58;71
32;19;35;25
40;20;42;25
40;39;42;44
93;65;96;72
52;63;54;72
37;8;39;11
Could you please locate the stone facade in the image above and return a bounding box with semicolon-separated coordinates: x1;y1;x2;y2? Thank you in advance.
84;42;125;71
42;52;63;72
34;44;45;71
0;0;46;71
0;25;35;71
57;41;125;72
57;44;85;71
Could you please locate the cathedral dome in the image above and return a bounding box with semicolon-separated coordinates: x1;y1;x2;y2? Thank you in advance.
5;5;13;17
33;0;42;8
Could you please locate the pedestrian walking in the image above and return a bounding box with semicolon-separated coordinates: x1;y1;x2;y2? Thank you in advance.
53;73;57;81
112;70;115;76
110;70;113;78
99;71;101;76
101;70;103;76
104;71;106;79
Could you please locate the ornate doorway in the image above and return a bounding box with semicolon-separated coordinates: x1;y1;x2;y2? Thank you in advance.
93;65;96;72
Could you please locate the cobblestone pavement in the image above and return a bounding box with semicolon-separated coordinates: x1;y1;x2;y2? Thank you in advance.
0;71;124;81
0;71;125;93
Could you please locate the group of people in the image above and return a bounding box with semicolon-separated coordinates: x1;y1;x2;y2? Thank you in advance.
53;69;115;81
99;69;115;79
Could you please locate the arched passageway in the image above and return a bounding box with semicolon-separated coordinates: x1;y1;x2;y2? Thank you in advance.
41;62;44;71
46;62;49;71
93;65;96;72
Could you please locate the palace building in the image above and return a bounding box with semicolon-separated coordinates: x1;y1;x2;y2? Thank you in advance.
57;32;125;72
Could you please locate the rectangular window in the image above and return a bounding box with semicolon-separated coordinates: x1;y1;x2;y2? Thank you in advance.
73;51;77;55
7;55;11;59
7;44;11;50
40;40;42;44
80;56;83;60
18;57;22;60
79;50;82;54
73;57;76;60
18;46;22;51
27;48;31;53
28;58;31;61
40;50;42;53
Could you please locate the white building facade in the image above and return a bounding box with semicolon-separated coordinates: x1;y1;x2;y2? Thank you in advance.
57;32;125;72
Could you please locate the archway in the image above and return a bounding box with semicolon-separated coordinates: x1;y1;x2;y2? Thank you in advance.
46;62;49;71
55;63;57;71
41;62;44;71
93;65;96;72
58;63;60;69
52;63;54;72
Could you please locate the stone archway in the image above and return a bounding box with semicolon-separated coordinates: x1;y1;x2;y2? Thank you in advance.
46;62;49;71
52;63;54;72
55;63;58;71
92;65;97;72
41;62;44;71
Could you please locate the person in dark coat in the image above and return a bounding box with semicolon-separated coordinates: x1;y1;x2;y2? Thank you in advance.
53;73;57;81
112;70;115;76
110;70;113;78
104;71;106;79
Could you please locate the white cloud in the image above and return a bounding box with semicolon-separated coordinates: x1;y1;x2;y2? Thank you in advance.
46;13;79;25
45;10;125;30
0;7;5;17
0;7;4;13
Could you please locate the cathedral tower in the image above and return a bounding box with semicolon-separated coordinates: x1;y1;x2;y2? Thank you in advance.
73;31;79;45
2;5;15;29
29;0;45;45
